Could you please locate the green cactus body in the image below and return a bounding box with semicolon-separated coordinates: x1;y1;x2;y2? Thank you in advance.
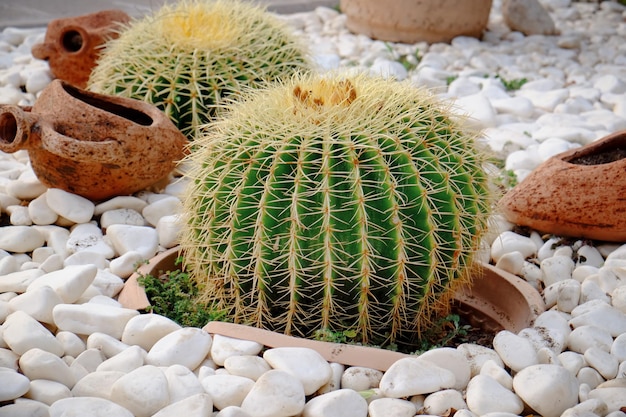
87;0;311;139
181;73;493;344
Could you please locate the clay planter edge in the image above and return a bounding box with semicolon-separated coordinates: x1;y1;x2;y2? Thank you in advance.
118;246;545;371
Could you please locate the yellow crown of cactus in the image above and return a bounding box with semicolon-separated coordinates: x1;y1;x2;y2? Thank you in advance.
180;72;494;345
87;0;311;139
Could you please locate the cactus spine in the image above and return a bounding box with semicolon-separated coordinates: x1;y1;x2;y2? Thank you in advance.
180;73;493;344
87;0;311;139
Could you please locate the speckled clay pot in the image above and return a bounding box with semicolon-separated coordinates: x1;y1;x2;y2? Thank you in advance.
339;0;493;44
31;10;130;89
499;130;626;242
0;79;187;201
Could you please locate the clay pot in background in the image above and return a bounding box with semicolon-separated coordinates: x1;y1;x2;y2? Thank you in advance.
31;10;130;89
499;130;626;242
339;0;493;44
0;79;187;201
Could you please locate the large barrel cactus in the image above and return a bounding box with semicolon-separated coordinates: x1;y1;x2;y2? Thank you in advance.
87;0;311;139
180;73;493;344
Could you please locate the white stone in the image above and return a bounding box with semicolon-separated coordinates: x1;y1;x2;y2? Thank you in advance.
122;313;182;351
110;365;170;417
100;208;145;229
541;255;575;287
369;57;408;81
454;93;497;129
87;333;130;359
576;245;605;268
146;327;212;370
583;347;618;380
0;268;44;293
214;406;253;417
558;351;587;376
302;388;368;417
0;400;50;417
490;231;536;263
91;269;125;298
466;374;524;415
379;357;455;397
202;374;256;410
568;325;613;353
543;279;580;313
0;370;30;401
318;362;343;394
6;171;47;200
588;386;626;414
457;343;504;377
263;347;332;395
56;331;86;358
570;303;626;337
580;280;611;304
239;370;305;417
419;347;471;390
0;348;19;370
368;398;416;417
223;355;272;381
6;204;31;225
28;193;58;225
211;334;264;366
479;359;513;390
2;310;63;356
8;284;63;324
561;398;609;417
49;397;132;417
157;214;181;248
0;225;45;252
577;367;605;389
27;264;97;303
106;224;159;259
502;0;557;35
25;379;71;405
142;196;182;227
19;347;75;388
513;364;580;417
94;196;148;216
53;303;139;339
340;366;383;391
493;330;539;372
70;370;125;399
45;188;95;223
152;393;213;417
97;345;146;373
66;222;115;259
164;364;206;404
422;389;466;416
109;250;145;278
494;251;525;275
610;333;626;362
73;348;106;373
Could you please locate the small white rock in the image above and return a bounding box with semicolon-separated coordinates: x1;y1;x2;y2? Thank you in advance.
466;374;524;415
302;388;368;417
493;330;539;372
513;364;580;417
146;327;212;370
263;347;333;396
49;396;133;417
53;303;139;339
202;374;256;410
121;313;182;351
110;365;170;417
379;357;456;397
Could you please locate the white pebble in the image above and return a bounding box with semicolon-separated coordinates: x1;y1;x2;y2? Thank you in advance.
379;357;456;397
121;313;182;351
53;303;139;339
301;388;368;417
45;188;95;224
2;310;63;356
493;330;539;372
513;364;580;417
203;374;256;410
146;327;212;370
466;374;524;415
211;334;264;366
110;365;170;417
263;347;333;396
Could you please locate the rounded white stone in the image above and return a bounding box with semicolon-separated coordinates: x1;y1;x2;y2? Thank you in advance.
570;303;626;337
164;364;206;404
479;359;513;390
419;347;471;390
96;345;146;373
513;364;580;417
8;284;63;324
19;347;75;388
466;374;524;415
210;334;264;366
142;196;182;227
588;386;626;414
335;366;382;392
457;343;504;377
490;231;536;263
493;330;539;372
422;389;466;416
100;208;146;229
611;285;626;313
0;348;19;370
577;366;605;389
576;245;605;268
301;388;368;417
28;193;58;225
237;369;305;417
0;370;30;401
152;393;213;417
105;224;159;259
146;327;212;370
157;214;181;249
70;370;125;399
558;351;587;376
202;374;256;410
0;225;45;253
94;196;148;216
53;303;139;339
121;313;181;351
263;347;332;396
45;188;95;224
110;365;170;417
0;400;50;417
49;396;134;417
583;347;618;380
2;310;63;356
25;379;71;405
494;250;525;275
572;265;599;283
568;325;613;354
27;264;97;303
541;255;575;287
379;357;456;398
223;355;272;382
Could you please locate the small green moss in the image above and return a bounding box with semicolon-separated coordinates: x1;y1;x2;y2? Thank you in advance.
137;258;229;328
495;74;528;91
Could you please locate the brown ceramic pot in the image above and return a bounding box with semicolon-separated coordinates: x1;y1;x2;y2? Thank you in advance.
31;10;130;89
339;0;493;44
118;246;545;370
499;130;626;242
0;80;187;201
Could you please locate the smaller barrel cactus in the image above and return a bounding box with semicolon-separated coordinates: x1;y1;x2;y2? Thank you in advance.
180;72;493;345
87;0;311;139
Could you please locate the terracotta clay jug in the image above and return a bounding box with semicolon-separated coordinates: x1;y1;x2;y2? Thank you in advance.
499;130;626;242
0;80;187;201
31;10;130;89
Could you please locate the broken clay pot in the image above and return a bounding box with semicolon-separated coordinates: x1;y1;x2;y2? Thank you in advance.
499;129;626;242
31;9;130;89
118;246;545;371
0;79;187;201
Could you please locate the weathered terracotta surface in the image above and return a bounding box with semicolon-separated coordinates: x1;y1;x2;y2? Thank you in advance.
339;0;493;44
499;130;626;242
118;246;545;370
31;10;130;89
0;79;187;201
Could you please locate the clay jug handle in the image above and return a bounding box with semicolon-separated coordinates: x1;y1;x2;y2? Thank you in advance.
41;130;127;164
0;105;39;153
